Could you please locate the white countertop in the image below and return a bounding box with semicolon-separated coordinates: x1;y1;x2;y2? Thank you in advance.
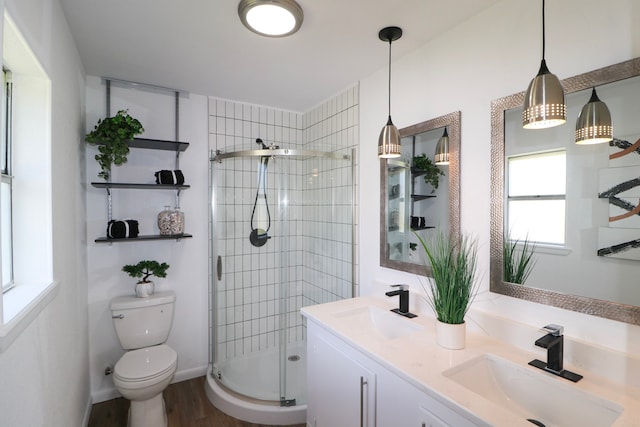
301;296;640;427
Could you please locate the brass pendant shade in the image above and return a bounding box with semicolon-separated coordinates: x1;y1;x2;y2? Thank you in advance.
522;0;566;129
434;128;449;165
575;88;612;145
377;26;403;159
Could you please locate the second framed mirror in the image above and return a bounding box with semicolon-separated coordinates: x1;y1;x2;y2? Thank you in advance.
380;111;460;275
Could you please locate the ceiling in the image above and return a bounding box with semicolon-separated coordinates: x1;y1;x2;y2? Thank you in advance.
59;0;501;112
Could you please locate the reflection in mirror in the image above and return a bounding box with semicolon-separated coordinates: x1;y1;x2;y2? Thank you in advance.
490;58;640;325
381;111;460;276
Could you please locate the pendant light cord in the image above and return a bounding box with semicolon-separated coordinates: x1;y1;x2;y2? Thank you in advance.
387;39;392;118
541;0;546;60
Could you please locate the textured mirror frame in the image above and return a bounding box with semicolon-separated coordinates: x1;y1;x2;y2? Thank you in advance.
490;58;640;326
380;111;461;276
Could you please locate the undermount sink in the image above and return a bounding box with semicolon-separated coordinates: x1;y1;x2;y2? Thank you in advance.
333;306;423;340
443;354;623;427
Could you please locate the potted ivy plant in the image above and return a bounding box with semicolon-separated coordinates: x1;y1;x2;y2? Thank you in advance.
86;109;144;181
122;260;170;298
412;154;445;193
414;230;478;349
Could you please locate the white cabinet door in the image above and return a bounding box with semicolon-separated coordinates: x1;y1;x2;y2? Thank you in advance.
376;363;421;426
307;323;376;427
419;405;450;427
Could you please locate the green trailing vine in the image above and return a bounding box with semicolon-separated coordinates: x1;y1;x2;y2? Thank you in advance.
413;154;444;193
86;110;144;181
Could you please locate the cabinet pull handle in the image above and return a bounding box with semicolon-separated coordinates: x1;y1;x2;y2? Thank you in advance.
216;256;222;281
360;376;367;427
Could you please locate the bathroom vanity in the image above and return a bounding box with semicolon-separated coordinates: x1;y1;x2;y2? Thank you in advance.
302;296;639;427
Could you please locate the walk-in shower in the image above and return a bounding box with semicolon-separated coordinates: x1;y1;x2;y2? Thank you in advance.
206;143;355;424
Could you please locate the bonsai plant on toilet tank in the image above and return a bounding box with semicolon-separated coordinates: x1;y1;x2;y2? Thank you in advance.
415;230;478;349
123;260;170;298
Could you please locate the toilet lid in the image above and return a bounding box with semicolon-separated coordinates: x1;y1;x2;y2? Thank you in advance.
114;344;177;382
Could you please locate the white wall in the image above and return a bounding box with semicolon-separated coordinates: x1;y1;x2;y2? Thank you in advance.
0;0;89;426
85;77;210;402
359;0;640;355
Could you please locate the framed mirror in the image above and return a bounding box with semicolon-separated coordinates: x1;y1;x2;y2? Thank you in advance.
380;111;460;275
490;58;640;325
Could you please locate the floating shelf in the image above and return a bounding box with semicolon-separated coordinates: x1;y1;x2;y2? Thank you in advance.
95;233;193;243
410;226;436;231
129;137;188;151
410;167;427;177
91;182;190;190
94;137;189;152
411;194;436;201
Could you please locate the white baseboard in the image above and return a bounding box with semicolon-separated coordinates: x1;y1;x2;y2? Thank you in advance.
90;364;209;404
82;394;93;427
172;364;208;383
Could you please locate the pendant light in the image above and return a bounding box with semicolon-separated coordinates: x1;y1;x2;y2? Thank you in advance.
378;26;403;158
238;0;303;37
434;128;449;165
522;0;566;129
575;87;612;144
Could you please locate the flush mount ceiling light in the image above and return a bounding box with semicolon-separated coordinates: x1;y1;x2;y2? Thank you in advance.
378;26;403;159
238;0;303;37
434;128;450;165
522;0;566;129
575;88;613;145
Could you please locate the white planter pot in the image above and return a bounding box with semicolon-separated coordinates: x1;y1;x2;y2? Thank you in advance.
435;320;466;350
135;281;155;298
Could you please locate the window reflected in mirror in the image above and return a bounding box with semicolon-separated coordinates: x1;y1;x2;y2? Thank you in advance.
506;150;566;245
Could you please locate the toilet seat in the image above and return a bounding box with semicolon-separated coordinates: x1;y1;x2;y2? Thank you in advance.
114;344;177;384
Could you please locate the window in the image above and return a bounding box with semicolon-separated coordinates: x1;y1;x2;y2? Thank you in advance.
1;68;13;293
0;12;56;352
507;150;566;245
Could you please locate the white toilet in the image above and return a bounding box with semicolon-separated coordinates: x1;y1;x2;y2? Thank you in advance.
110;291;178;427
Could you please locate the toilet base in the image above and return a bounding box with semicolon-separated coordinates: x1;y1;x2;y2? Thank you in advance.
128;393;167;427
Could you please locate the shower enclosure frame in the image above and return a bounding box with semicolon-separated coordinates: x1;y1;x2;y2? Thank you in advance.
207;146;356;424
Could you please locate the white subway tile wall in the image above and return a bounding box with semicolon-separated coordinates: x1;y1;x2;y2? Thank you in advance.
208;85;359;363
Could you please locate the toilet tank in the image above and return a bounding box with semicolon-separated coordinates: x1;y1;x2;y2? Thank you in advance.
110;291;175;350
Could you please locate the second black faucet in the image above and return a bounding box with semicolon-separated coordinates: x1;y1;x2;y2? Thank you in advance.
385;284;418;318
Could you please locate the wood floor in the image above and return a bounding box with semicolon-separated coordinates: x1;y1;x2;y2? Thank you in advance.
88;376;306;427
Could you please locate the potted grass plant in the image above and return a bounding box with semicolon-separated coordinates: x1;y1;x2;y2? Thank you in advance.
503;232;536;285
122;260;170;298
414;230;478;349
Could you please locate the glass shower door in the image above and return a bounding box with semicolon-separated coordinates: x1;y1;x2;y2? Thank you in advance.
210;147;353;407
211;152;295;404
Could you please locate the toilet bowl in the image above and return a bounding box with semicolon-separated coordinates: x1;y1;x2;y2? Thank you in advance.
110;291;177;427
113;345;177;427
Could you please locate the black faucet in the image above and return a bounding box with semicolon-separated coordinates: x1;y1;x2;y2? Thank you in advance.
385;284;417;318
528;324;582;382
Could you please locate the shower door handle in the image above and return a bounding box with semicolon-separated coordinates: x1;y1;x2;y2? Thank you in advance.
216;256;222;281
